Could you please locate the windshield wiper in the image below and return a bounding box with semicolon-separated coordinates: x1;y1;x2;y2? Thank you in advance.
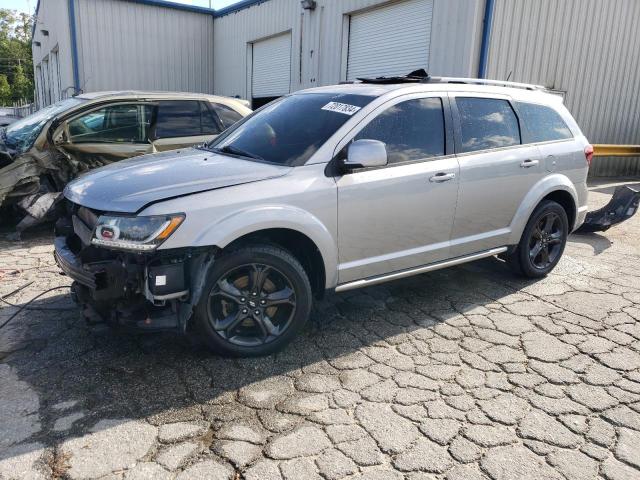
213;145;264;161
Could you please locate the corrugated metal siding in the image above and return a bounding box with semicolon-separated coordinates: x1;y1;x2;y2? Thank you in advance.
213;0;483;99
213;0;300;100
32;0;76;107
73;0;214;94
487;0;640;177
346;0;433;81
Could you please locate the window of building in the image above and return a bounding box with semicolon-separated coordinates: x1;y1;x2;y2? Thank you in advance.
355;97;446;164
516;102;573;143
456;98;521;153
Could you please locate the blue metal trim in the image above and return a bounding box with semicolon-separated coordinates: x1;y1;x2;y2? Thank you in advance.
122;0;214;15
477;0;495;79
214;0;270;18
68;0;81;91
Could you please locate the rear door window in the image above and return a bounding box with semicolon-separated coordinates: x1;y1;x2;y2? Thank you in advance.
155;100;217;138
211;103;244;129
516;102;573;143
355;97;446;164
456;98;521;153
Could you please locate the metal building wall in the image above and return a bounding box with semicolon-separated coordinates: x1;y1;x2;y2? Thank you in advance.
213;0;484;100
213;0;298;101
73;0;215;94
32;0;76;107
486;0;640;177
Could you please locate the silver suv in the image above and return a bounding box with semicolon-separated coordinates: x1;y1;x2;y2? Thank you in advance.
55;76;591;356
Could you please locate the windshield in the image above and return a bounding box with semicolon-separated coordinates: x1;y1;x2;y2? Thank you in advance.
207;93;375;166
3;97;86;152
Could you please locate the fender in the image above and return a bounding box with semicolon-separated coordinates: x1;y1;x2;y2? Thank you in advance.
191;205;338;288
508;173;579;245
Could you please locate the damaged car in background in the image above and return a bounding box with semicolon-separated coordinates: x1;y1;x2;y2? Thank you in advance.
0;91;251;233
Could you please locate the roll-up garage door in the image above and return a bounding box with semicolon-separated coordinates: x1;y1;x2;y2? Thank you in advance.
252;33;292;99
346;0;433;81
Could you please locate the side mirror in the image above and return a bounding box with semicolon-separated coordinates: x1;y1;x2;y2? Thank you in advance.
343;139;388;170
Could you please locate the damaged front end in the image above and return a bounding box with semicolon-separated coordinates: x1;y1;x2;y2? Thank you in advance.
54;201;214;332
0;147;113;235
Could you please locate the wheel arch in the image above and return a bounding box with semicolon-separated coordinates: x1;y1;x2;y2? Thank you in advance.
188;205;337;292
541;190;576;229
508;174;579;245
222;228;328;299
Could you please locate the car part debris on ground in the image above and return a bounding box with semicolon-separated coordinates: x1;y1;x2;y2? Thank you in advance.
576;185;640;233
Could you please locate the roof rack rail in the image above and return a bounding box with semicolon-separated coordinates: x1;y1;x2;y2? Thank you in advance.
356;70;546;91
424;76;546;91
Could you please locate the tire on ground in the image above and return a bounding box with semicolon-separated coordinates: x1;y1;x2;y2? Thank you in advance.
194;244;312;357
507;199;569;278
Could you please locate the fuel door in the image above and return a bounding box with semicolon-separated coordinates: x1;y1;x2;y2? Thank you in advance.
545;155;557;172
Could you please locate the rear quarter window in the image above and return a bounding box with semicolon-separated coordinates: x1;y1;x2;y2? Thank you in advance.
515;102;573;143
211;103;244;129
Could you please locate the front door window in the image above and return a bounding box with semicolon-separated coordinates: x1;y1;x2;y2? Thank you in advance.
68;104;152;144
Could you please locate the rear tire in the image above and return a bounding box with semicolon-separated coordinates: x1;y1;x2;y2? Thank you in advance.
507;200;568;278
194;244;312;357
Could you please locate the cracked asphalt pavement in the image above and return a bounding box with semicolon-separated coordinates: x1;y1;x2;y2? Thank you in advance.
1;180;640;480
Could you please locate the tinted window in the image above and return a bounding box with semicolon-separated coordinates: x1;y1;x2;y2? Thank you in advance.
201;103;221;135
208;93;375;166
355;97;445;163
211;103;244;129
155;100;204;138
456;98;521;153
516;102;573;143
68;104;152;143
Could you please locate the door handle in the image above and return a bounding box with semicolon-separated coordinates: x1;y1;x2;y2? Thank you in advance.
429;172;456;183
520;159;539;168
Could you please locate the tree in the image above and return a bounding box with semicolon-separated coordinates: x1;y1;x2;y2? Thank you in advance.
11;64;31;102
0;9;33;105
0;74;11;104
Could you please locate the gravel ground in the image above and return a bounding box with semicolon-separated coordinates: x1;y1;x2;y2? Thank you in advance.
1;179;639;480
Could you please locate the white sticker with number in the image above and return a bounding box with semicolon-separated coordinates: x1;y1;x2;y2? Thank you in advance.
321;102;362;116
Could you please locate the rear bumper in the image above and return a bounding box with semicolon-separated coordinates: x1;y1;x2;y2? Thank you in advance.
574;205;589;232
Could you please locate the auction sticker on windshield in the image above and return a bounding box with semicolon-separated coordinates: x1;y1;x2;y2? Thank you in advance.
321;102;362;115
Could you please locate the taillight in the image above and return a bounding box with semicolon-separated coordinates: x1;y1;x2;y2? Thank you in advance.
584;144;594;167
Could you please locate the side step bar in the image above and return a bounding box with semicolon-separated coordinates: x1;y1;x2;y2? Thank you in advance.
335;247;508;293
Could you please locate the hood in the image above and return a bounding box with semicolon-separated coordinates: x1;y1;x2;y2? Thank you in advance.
64;148;291;213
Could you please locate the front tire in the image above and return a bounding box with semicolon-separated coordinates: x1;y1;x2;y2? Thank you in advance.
194;244;312;357
507;200;569;278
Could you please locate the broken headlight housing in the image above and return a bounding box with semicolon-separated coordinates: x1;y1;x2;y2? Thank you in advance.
91;214;184;251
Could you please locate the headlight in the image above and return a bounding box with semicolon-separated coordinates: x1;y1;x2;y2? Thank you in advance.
91;214;184;251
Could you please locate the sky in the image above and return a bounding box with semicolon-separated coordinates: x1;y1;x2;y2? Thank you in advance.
0;0;242;14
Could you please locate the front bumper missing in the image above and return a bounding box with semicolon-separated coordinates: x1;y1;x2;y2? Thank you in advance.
576;185;640;233
54;221;206;332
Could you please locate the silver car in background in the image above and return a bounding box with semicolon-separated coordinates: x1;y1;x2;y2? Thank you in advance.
55;75;591;356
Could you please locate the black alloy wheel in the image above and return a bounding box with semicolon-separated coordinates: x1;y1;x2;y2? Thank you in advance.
528;211;564;270
507;200;569;278
195;244;312;356
207;263;297;347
